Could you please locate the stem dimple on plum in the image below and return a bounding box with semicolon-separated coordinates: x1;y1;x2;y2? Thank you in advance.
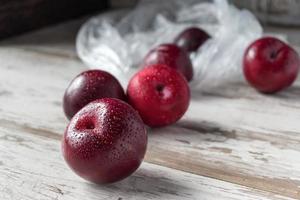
270;51;277;60
156;84;164;92
155;84;166;97
75;117;96;131
85;121;95;130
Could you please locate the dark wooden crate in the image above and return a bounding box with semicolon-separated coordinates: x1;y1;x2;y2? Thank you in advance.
0;0;109;39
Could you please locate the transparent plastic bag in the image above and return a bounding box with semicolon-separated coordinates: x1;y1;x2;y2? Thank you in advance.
76;0;263;91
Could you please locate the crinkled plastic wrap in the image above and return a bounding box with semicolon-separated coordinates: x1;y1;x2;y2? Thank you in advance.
76;0;263;91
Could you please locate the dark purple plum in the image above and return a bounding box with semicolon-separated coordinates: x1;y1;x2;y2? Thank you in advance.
174;27;210;53
63;70;126;120
142;44;193;81
62;98;147;184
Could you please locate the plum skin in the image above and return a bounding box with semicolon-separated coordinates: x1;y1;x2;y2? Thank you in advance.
127;64;190;127
243;37;300;93
142;44;194;81
62;98;147;184
63;69;126;120
174;27;210;53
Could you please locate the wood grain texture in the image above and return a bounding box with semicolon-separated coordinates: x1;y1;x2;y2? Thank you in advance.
0;20;300;199
1;122;290;200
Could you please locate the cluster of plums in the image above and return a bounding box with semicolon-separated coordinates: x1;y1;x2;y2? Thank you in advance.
62;26;300;184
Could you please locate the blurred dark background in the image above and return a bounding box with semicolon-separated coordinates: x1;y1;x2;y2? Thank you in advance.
0;0;109;39
1;0;299;40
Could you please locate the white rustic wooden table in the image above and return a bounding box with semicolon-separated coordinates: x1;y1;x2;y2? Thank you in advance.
0;18;300;200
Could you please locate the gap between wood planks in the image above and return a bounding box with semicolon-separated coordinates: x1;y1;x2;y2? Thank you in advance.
0;44;300;198
1;21;300;199
0;118;299;199
0;124;292;200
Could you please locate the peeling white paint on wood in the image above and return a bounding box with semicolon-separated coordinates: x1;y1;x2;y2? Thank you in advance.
0;125;293;200
0;19;300;199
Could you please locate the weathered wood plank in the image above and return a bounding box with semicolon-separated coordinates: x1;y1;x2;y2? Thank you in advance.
1;124;290;200
146;120;300;199
1;20;300;198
